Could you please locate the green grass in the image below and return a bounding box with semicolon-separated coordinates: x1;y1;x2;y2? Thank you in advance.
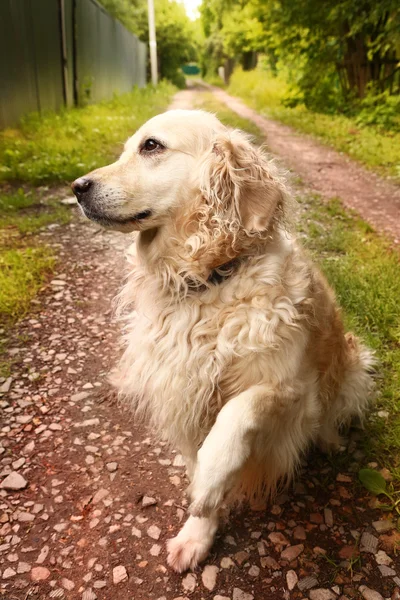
0;189;71;234
197;91;400;476
0;189;67;327
298;195;400;473
0;82;175;185
227;68;400;180
0;246;55;325
0;82;176;327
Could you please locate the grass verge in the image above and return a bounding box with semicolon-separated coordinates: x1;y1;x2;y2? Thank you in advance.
0;82;175;185
227;68;400;180
196;91;400;477
0;82;176;329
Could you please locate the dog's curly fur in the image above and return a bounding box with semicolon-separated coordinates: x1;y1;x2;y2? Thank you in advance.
74;109;375;573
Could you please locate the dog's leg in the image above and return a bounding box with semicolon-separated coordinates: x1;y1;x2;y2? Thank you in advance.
189;384;285;518
166;513;218;573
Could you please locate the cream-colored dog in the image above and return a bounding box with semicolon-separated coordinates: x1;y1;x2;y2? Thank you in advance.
72;109;374;573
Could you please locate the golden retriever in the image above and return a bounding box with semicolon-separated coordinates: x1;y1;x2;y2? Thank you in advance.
72;109;374;573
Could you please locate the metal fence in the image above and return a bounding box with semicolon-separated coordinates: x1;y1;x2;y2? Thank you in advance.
0;0;147;129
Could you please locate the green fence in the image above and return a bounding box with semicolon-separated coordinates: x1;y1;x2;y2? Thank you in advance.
0;0;147;129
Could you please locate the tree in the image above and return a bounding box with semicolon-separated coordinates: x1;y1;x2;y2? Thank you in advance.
200;0;400;109
99;0;199;86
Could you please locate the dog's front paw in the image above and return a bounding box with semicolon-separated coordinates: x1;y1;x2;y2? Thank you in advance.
166;515;217;572
167;534;210;573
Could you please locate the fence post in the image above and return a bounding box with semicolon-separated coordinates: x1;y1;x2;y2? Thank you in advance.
59;0;69;106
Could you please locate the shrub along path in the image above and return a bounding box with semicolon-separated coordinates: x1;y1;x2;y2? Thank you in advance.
0;88;399;600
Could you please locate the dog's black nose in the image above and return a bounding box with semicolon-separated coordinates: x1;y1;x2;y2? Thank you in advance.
71;177;92;202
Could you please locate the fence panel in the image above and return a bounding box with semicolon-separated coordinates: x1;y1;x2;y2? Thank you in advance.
0;0;147;129
74;0;146;105
0;0;41;129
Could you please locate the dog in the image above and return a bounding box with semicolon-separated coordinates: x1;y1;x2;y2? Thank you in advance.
72;109;374;573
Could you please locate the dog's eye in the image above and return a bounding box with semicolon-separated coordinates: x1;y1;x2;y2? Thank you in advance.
141;138;164;154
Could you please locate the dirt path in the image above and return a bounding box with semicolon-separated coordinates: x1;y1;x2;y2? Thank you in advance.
0;93;399;600
203;85;400;243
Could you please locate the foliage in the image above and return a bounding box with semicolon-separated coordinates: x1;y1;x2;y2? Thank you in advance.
98;0;200;87
359;468;400;514
200;0;400;113
0;82;175;184
227;67;400;179
359;469;388;495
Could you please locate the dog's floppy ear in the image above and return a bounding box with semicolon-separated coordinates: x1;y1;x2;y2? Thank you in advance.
199;129;284;234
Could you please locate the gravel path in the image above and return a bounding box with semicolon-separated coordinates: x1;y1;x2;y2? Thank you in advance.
0;92;399;600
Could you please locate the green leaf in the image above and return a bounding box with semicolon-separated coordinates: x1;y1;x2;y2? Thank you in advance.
358;468;387;495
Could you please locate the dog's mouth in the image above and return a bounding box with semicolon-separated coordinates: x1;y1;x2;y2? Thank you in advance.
82;207;153;229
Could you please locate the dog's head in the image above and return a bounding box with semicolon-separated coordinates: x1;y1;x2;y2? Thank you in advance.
72;109;286;272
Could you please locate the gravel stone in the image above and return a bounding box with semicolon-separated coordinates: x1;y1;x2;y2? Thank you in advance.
309;589;337;600
147;525;161;540
233;588;254;600
0;472;28;491
113;565;128;584
3;567;16;579
281;544;304;561
182;573;196;592
142;496;157;507
31;566;51;581
372;520;394;533
359;586;384;600
202;565;219;590
360;532;378;554
298;576;319;591
286;570;298;590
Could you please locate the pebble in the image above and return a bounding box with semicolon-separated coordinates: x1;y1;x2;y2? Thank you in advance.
36;545;50;564
82;590;97;600
31;566;51;581
142;496;157;507
359;586;384;600
71;391;91;402
17;562;31;574
92;488;109;504
0;472;28;491
150;544;161;556
147;525;161;540
298;576;319;591
3;567;16;579
372;520;394;533
360;531;378;554
182;573;196;592
0;378;12;394
286;570;298;590
106;462;118;472
61;577;75;591
233;588;254;600
309;590;337;600
113;565;128;584
281;544;304;561
221;557;235;568
202;565;219;590
375;550;392;565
